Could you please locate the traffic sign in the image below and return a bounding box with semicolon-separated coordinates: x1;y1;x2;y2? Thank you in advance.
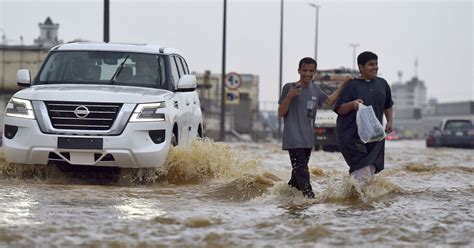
225;88;240;105
224;72;242;90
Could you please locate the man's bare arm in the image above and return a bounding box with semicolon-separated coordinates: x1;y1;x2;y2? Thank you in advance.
324;78;350;106
384;107;393;133
335;99;364;115
278;87;300;117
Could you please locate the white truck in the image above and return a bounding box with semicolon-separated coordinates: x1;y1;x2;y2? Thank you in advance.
3;42;202;168
314;68;358;152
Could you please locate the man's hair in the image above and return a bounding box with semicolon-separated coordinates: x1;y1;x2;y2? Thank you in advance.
298;57;317;69
357;51;378;66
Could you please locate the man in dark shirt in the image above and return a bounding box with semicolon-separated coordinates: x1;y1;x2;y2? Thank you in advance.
334;51;394;187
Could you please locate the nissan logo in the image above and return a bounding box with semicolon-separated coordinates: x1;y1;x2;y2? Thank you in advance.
74;105;90;118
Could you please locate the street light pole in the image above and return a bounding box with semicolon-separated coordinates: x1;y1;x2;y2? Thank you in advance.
308;3;320;61
104;0;109;42
278;0;284;139
349;43;359;71
220;0;227;141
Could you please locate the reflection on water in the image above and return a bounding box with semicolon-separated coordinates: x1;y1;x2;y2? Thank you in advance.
0;139;473;246
115;193;166;220
0;187;40;226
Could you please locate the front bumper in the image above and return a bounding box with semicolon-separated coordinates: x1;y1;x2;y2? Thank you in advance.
3;116;171;168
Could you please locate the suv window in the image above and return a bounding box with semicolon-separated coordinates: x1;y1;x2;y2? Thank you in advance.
37;51;168;90
174;56;185;78
179;57;189;74
169;56;180;88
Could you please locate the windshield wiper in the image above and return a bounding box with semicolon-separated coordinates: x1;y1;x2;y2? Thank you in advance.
109;54;129;84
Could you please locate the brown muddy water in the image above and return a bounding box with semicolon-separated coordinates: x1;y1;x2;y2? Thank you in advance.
0;140;472;247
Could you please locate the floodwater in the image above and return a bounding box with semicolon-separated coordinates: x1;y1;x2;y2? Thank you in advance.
0;140;472;247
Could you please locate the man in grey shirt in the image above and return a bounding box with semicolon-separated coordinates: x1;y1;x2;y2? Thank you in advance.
278;57;347;198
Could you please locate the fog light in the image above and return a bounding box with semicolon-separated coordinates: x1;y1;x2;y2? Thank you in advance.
4;125;18;139
149;130;166;144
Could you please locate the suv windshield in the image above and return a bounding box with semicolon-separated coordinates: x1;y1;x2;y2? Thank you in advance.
37;51;170;90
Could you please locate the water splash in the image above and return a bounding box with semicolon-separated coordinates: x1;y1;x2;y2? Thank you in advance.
208;173;280;201
321;175;401;204
310;166;325;177
164;138;263;184
184;216;221;228
0;139;275;188
0;144;401;204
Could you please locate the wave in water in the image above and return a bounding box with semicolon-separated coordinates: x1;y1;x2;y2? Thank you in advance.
0;139;277;186
381;163;474;176
271;170;401;205
0;141;401;204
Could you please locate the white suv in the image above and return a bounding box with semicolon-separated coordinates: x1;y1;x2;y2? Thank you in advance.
3;42;202;168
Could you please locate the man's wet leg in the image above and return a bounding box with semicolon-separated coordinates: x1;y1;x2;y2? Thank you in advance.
289;148;315;198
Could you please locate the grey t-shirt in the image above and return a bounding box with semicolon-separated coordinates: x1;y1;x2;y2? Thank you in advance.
279;82;328;150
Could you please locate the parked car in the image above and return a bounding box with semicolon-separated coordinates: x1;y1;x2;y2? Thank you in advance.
426;118;474;148
3;42;203;168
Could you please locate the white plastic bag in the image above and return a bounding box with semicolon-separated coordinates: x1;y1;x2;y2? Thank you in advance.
356;103;386;143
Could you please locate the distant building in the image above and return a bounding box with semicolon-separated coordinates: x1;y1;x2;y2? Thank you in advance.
394;101;473;138
425;98;437;115
391;76;427;119
1;17;62;92
435;101;474;116
34;17;63;48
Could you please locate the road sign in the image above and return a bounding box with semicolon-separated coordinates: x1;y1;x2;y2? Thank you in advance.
225;88;240;105
224;72;242;90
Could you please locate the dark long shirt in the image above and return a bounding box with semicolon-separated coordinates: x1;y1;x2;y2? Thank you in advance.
334;77;394;174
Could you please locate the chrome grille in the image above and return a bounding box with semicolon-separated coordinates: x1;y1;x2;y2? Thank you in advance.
45;101;122;130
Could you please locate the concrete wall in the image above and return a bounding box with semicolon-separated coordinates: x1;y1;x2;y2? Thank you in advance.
435;101;474;115
0;46;48;91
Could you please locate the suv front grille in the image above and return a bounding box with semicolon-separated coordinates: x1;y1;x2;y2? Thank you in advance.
45;101;122;130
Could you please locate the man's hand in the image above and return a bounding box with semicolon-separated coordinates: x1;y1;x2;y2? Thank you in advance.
384;107;393;134
278;84;301;117
335;99;364;115
385;121;393;134
287;85;302;99
351;99;364;110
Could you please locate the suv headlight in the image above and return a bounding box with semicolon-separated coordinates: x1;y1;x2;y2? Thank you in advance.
130;102;166;122
5;97;35;119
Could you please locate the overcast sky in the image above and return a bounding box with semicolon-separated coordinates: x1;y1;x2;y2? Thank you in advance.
0;0;472;106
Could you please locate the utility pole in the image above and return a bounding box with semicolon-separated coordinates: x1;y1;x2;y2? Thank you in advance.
414;57;418;78
104;0;110;42
349;43;359;71
278;0;284;139
308;3;320;61
20;36;24;68
220;0;227;141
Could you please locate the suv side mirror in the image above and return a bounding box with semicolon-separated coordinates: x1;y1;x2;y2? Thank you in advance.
17;69;31;87
177;75;197;91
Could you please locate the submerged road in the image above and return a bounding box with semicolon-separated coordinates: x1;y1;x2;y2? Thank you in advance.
0;140;472;246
